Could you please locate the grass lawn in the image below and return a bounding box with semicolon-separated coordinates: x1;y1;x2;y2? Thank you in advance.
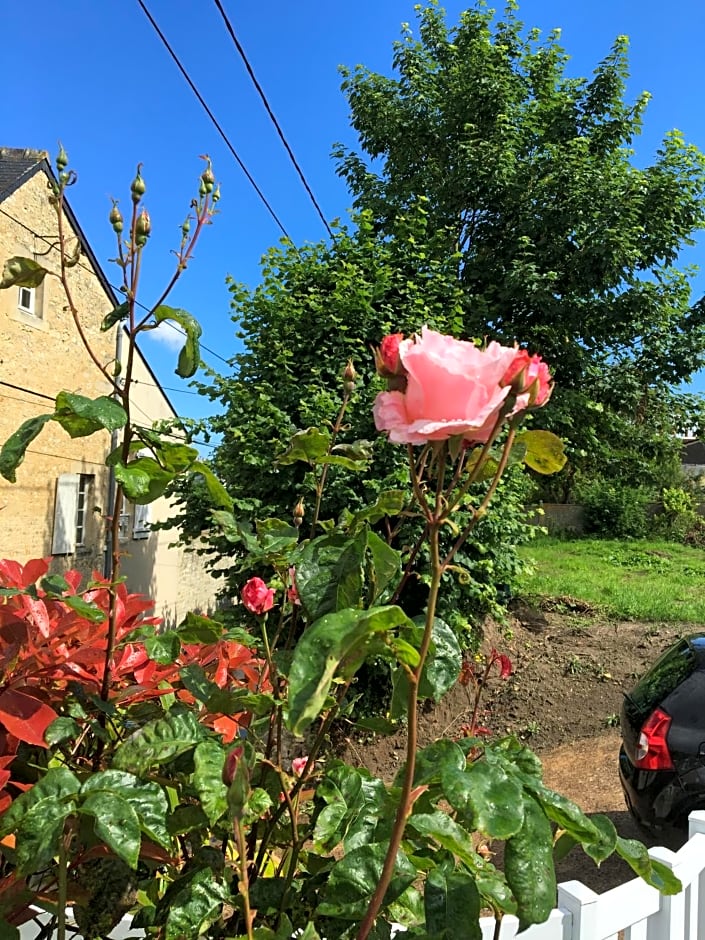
517;537;705;622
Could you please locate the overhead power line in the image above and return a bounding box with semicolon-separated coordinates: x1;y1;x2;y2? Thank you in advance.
0;204;233;368
135;0;294;244
211;0;333;239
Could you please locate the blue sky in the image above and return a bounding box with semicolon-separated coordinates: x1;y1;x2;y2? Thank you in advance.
6;0;705;423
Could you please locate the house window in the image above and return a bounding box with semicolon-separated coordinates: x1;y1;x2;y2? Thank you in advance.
118;498;131;543
132;502;151;539
18;286;35;315
52;473;95;554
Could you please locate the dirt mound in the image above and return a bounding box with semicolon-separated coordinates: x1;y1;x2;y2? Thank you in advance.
340;611;696;891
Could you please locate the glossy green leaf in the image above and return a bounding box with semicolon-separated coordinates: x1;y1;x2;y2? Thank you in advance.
114;456;173;503
296;531;366;621
286;605;413;735
256;517;301;555
53;391;127;437
408;812;479;870
176;612;226;645
615;836;682;894
314;761;388;852
0;766;79;835
351;490;405;529
424;868;481;940
193;739;228;825
443;761;525;840
407;739;466;788
418;617;461;701
504;794;556;930
0;414;52;482
80;769;172;849
517;429;567;475
316;841;416;919
0;256;49;288
112;707;205;774
44;716;81;746
191;461;233;510
277;427;331;465
161;868;227;940
582;813;618;865
153;305;202;378
62;593;106;623
145;630;181;664
80;792;141;868
14;798;73;874
101;300;130;331
243;787;273;826
366;531;402;604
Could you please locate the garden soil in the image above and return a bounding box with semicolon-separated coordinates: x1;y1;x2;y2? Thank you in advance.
339;603;695;893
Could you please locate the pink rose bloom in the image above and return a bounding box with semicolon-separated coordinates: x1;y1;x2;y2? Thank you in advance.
241;577;275;615
373;327;519;445
291;756;308;777
376;333;405;376
502;349;552;409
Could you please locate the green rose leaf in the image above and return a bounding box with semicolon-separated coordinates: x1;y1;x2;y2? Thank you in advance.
153;305;202;378
61;593;106;623
0;414;52;482
53;391;127;438
191;461;233;510
517;429;567;475
615;836;682;894
443;761;525;840
316;842;415;919
408;812;480;871
145;630;181;664
44;716;81;746
101;300;130;331
161;868;228;940
0;257;50;289
0;766;80;836
14;798;75;874
365;531;401;604
114;457;173;503
79;792;141;868
80;769;172;850
256;517;301;555
112;707;205;775
504;793;556;930
424;868;481;940
193;739;228;826
286;605;414;735
296;531;367;621
351;489;406;529
176;612;226;645
277;427;331;465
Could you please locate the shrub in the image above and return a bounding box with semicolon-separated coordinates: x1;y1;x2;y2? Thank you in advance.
579;479;650;539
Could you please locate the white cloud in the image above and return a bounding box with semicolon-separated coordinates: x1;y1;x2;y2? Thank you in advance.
148;320;184;351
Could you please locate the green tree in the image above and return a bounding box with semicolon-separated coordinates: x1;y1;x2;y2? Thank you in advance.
334;1;705;488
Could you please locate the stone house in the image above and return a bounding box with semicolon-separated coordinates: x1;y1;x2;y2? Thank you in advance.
0;147;223;625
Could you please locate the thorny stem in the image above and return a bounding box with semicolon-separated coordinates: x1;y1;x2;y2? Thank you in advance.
357;520;444;940
441;426;517;569
309;390;351;537
235;819;254;940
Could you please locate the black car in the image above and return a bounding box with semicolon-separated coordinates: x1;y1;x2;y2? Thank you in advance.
619;633;705;831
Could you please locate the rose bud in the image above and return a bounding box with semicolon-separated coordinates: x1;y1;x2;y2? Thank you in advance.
131;165;146;203
109;201;124;234
222;746;245;786
241;576;275;615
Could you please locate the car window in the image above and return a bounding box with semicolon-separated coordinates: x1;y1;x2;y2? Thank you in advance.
626;638;697;721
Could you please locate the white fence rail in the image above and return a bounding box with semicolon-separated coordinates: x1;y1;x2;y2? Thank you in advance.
479;811;705;940
18;812;705;939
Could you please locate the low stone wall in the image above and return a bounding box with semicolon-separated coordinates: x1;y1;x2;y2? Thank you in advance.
530;501;705;535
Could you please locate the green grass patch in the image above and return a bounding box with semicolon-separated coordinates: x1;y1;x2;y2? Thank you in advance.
517;537;705;622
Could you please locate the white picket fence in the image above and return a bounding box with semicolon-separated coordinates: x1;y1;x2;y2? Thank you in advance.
479;810;705;940
18;811;705;938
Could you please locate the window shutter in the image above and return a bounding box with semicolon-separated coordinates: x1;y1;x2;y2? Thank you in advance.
132;502;151;539
52;474;80;554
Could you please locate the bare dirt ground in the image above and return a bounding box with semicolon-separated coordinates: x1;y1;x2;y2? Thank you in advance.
340;604;696;892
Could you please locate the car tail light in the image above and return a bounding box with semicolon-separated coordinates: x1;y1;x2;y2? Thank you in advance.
635;708;674;770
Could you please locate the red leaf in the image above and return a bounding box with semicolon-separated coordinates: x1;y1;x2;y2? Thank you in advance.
0;689;59;746
17;596;51;639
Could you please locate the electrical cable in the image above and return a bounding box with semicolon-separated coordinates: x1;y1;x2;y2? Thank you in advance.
0;204;234;368
135;0;294;243
211;0;333;239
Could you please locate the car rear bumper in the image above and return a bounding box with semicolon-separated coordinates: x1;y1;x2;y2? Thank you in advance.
619;746;694;830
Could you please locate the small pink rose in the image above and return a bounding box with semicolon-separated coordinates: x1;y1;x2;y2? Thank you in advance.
373;327;519;445
241;577;275;615
292;756;308;777
287;567;301;606
377;333;405;376
502;349;553;409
